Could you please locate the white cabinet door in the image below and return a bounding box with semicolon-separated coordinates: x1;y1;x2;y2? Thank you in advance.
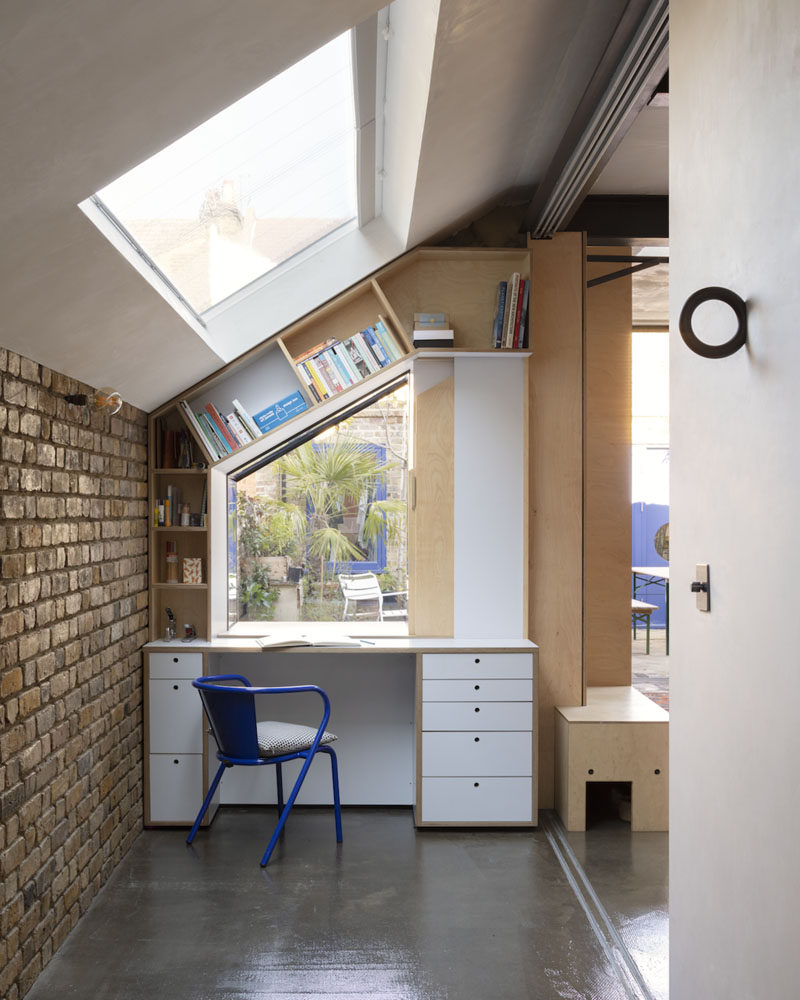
422;731;532;776
421;652;533;679
148;754;203;823
149;652;203;679
421;777;532;823
148;679;204;754
422;700;531;732
422;678;532;702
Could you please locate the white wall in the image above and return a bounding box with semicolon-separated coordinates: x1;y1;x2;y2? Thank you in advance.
670;2;800;996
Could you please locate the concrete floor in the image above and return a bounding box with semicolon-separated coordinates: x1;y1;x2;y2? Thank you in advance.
25;806;667;1000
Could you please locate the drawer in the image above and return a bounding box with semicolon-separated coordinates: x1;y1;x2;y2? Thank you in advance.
148;651;203;680
421;777;532;823
422;731;532;776
422;652;532;680
148;679;204;753
148;753;203;823
422;700;531;732
423;678;532;702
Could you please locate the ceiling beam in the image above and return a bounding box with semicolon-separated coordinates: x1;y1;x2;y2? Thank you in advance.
566;195;668;242
522;0;668;238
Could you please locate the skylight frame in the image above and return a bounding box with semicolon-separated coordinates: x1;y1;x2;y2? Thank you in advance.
83;25;382;323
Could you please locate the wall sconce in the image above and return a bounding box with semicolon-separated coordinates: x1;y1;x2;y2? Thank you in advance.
64;386;123;415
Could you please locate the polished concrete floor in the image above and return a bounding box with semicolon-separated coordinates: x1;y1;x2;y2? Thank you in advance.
26;806;667;1000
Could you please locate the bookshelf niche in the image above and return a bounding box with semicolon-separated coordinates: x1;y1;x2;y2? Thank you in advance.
147;246;532;641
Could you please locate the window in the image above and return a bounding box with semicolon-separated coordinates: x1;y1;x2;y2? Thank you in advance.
88;32;358;316
230;383;408;626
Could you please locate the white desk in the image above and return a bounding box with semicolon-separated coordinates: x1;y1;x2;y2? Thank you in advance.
144;635;537;829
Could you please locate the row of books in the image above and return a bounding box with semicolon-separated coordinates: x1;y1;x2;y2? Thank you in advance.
293;317;404;402
153;422;203;469
491;273;530;349
179;398;263;462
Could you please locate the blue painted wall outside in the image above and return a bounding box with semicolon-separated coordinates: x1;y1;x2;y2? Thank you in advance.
632;502;669;628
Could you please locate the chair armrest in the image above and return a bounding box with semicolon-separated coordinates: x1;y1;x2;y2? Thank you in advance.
381;590;408;598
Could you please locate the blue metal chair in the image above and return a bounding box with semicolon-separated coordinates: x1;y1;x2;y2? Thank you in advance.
186;674;342;866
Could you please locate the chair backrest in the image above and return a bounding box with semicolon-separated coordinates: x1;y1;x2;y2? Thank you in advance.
193;676;260;761
338;572;381;601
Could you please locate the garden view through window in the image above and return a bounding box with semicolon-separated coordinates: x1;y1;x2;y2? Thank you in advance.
234;384;409;624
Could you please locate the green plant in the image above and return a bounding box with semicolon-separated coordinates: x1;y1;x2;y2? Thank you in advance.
237;493;304;561
276;436;406;602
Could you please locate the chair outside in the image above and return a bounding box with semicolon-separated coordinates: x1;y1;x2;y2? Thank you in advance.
338;571;407;621
186;674;342;866
632;599;658;654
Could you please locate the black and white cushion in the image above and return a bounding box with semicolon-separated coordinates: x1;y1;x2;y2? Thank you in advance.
256;720;337;758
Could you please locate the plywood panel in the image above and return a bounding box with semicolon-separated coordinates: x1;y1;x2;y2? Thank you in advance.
411;376;454;635
585;250;632;686
528;232;585;807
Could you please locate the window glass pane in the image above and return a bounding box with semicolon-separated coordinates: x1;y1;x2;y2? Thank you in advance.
96;32;356;314
234;385;408;624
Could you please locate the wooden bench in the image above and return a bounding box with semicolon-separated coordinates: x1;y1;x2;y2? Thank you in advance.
555;686;668;831
632;598;658;653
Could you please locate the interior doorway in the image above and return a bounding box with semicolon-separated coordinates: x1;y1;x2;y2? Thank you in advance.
630;255;669;709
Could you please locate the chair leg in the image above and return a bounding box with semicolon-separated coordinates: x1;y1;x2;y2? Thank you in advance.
275;762;285;817
260;751;317;867
320;745;343;843
186;761;226;845
646;614;651;654
632;613;637;640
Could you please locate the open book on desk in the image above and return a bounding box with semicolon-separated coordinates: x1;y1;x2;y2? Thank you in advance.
256;633;368;650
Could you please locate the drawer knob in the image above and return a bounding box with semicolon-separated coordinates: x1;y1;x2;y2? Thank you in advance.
474;684;480;691
173;759;180;765
173;684;179;690
474;737;480;743
474;658;480;664
172;657;179;663
588;768;594;775
473;782;480;788
474;707;480;713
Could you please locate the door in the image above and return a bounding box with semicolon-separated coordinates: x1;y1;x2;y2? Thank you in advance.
670;2;800;996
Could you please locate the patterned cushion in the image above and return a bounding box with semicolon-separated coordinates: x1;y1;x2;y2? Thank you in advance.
256;720;337;758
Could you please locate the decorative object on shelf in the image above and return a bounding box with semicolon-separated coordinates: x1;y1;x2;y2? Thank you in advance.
166;541;179;582
164;606;177;641
678;286;747;359
253;391;308;433
182;623;197;641
180;504;191;527
64;386;123;415
182;557;203;584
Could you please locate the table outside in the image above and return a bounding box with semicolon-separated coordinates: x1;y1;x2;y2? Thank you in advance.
632;566;669;655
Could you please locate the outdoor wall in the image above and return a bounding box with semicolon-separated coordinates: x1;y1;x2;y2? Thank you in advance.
0;350;148;999
670;1;800;996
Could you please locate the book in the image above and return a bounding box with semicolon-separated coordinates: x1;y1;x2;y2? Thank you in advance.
413;312;449;329
412;329;455;348
301;360;330;400
180;400;218;459
492;281;507;349
225;412;254;446
316;352;344;394
205;403;239;451
353;331;380;372
326;345;355;387
345;339;372;379
252;391;308;433
293;337;339;366
331;342;362;384
517;278;531;349
374;318;403;361
502;273;521;348
363;327;390;367
231;399;261;440
198;411;230;455
295;364;322;403
511;278;525;348
256;633;365;649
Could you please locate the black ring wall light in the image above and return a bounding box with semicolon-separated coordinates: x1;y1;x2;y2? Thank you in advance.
678;286;748;359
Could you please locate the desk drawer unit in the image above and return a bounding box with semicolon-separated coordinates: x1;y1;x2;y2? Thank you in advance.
145;652;215;826
418;652;536;826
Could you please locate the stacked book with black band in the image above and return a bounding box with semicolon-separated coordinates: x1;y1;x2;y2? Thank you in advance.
293;317;404;402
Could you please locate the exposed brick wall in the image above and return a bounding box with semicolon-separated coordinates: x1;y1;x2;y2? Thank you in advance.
0;350;148;999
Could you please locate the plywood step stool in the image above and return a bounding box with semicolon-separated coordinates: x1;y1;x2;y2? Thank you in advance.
555;686;668;831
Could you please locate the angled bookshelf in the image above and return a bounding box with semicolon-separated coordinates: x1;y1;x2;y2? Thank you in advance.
147;245;532;641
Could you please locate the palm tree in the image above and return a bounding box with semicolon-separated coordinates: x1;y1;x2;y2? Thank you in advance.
276;435;405;602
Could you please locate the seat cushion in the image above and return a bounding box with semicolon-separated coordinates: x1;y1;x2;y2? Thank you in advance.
256;720;337;758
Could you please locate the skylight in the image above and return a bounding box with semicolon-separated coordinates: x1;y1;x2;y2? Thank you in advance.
93;32;357;315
